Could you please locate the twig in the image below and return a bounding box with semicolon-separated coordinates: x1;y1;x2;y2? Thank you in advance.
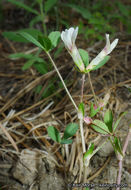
87;156;111;181
116;127;131;190
80;74;85;102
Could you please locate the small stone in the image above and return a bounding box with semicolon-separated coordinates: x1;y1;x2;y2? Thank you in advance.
98;140;114;157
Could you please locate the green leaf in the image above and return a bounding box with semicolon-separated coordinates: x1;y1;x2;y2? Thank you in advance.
104;109;113;133
35;85;42;94
63;123;79;139
61;139;73;144
3;28;43;43
9;53;34;60
79;49;89;67
29;15;41;28
19;32;44;49
22;56;43;71
83;143;94;160
91;119;110;134
7;0;39;15
117;1;129;17
54;45;64;59
66;4;91;19
92;56;110;70
90;102;100;117
47;126;61;143
78;102;85;117
45;0;58;13
33;62;48;74
48;31;61;48
41;82;55;98
114;137;123;156
22;59;35;70
38;35;52;51
113;112;127;132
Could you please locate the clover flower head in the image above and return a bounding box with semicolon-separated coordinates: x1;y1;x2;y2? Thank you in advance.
61;27;85;72
61;27;78;51
84;116;93;125
86;34;119;71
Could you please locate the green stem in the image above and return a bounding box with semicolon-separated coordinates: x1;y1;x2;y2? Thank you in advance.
39;0;47;35
46;52;78;111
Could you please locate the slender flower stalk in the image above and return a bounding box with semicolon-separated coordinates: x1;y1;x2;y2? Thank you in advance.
86;34;118;71
80;74;85;102
61;27;85;72
88;72;98;106
79;74;86;154
46;51;78;111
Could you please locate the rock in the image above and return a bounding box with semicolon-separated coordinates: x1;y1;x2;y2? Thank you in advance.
12;149;66;190
97;140;114;157
12;149;41;185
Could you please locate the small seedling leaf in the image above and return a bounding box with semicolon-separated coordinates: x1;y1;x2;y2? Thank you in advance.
78;102;85;117
114;137;123;156
90;102;100;117
91;119;110;134
61;139;73;144
104;109;113;133
113;112;127;132
47;126;61;143
83;143;94;160
63;123;79;139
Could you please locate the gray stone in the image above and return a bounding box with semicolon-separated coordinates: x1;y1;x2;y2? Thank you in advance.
98;140;114;157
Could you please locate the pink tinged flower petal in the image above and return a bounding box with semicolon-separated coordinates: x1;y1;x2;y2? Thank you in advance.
86;34;119;71
93;104;97;110
84;116;92;125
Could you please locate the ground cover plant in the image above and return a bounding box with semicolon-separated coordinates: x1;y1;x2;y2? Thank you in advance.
0;0;131;190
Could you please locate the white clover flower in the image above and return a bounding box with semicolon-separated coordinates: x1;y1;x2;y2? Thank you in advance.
86;34;119;71
61;27;85;72
61;27;78;51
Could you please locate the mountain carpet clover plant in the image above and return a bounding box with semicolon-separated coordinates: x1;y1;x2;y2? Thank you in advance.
18;26;129;187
